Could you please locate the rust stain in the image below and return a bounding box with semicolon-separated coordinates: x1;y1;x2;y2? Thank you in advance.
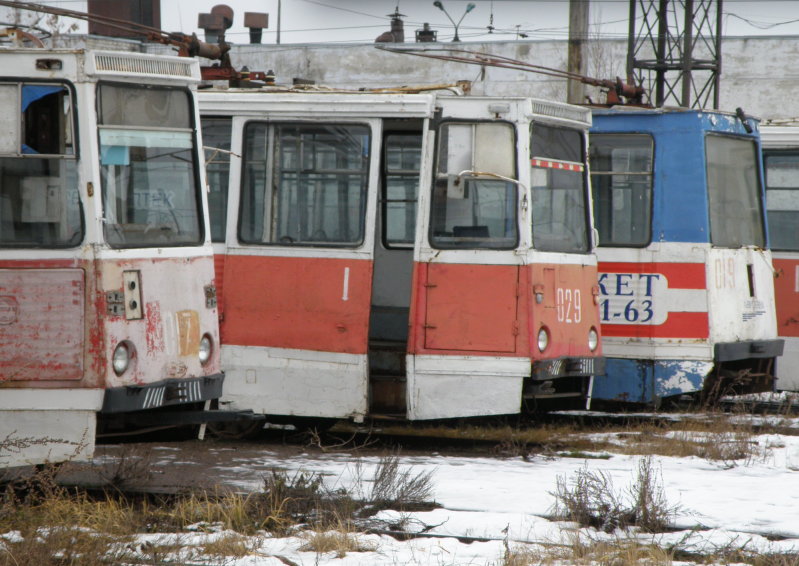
145;301;165;356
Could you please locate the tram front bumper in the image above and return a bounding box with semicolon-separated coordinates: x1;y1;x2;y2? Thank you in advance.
101;373;225;413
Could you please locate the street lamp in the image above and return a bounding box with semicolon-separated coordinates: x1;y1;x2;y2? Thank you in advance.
433;1;475;42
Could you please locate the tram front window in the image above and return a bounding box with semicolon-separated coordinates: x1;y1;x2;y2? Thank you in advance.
706;135;765;248
0;83;82;248
530;124;589;253
765;151;799;251
97;84;202;248
430;122;518;249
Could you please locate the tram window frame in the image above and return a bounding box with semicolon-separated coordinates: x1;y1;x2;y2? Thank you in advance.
382;132;422;249
0;80;84;249
96;82;204;249
705;133;766;249
764;150;799;251
589;133;654;248
429;120;520;251
238;121;372;248
201;116;232;244
530;122;590;253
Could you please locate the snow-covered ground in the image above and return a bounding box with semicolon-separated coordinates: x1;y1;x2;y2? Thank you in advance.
75;416;799;565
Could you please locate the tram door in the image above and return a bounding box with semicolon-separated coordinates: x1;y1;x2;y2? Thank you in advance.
368;122;425;415
221;119;377;419
406;119;528;420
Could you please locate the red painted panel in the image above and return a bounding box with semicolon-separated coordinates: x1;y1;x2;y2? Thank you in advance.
213;253;225;317
0;268;84;381
528;263;603;359
423;263;519;353
222;254;372;354
599;262;706;289
773;258;799;337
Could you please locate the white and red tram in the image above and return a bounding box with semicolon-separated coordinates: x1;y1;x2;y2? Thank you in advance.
761;121;799;392
0;48;222;468
199;89;603;422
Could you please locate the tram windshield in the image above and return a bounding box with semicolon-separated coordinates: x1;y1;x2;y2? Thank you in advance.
706;135;765;248
589;134;653;247
98;84;202;248
0;82;82;248
240;122;370;246
764;150;799;251
530;124;589;253
431;122;518;249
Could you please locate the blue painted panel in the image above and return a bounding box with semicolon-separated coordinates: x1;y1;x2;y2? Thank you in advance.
590;109;763;245
592;358;654;404
593;357;711;405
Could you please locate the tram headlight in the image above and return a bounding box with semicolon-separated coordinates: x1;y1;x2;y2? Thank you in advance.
537;327;549;352
112;342;131;376
199;334;213;365
588;327;599;352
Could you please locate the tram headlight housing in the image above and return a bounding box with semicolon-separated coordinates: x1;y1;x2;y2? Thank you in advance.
537;327;549;352
588;327;599;352
199;333;213;365
112;342;131;376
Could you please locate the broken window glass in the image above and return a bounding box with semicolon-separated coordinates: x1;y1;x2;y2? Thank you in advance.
0;82;82;248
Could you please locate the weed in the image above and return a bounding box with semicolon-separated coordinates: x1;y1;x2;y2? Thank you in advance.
551;456;678;533
299;528;378;558
201;532;261;559
369;455;435;510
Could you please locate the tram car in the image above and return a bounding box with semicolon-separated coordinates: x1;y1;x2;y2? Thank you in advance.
589;107;782;406
0;48;222;468
199;89;604;422
760;121;799;392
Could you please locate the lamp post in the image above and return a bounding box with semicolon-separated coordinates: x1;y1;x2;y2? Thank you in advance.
433;1;475;42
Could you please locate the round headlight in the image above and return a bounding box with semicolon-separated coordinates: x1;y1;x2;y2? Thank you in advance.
588;327;599;352
112;342;130;376
537;327;549;352
199;334;213;365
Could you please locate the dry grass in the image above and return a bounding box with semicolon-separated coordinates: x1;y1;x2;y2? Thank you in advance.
0;453;439;564
369;454;435;510
551;456;678;533
299;527;378;558
201;532;262;559
501;536;675;566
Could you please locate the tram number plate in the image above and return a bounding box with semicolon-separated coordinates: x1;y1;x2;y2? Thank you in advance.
598;272;667;325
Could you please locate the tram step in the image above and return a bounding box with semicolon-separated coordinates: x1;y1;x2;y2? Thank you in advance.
369;341;407;375
369;372;407;414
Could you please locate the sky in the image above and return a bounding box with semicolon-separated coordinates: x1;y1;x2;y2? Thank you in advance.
9;1;799;45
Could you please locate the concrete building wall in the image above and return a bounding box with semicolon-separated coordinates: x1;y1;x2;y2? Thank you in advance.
26;32;799;120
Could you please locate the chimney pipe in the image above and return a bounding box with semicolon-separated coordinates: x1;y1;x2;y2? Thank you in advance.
244;12;268;44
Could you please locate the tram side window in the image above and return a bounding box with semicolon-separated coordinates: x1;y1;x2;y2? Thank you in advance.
0;83;82;248
98;84;202;248
589;134;653;247
530;123;589;253
383;134;422;247
240;122;370;247
430;122;518;249
764;152;799;251
706;135;765;248
201;118;232;243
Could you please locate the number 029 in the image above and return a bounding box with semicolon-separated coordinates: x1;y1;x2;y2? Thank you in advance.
556;288;581;324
